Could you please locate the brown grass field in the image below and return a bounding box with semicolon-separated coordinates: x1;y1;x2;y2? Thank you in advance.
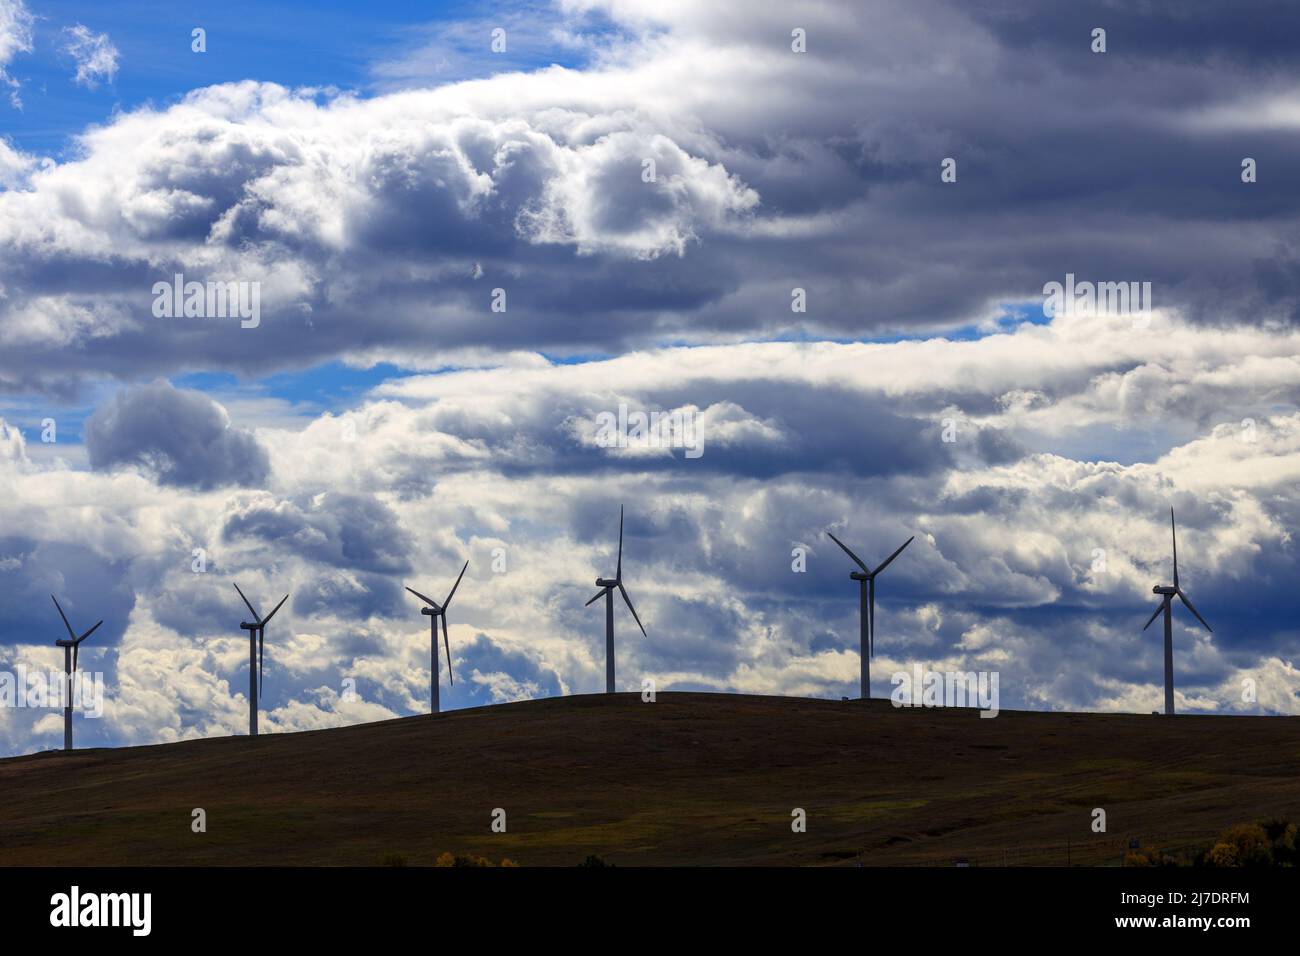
1;692;1297;866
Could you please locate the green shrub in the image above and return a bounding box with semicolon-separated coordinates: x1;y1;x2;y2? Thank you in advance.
1197;819;1295;867
435;851;518;867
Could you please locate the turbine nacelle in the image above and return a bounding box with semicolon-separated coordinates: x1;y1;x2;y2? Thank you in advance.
825;530;914;693
586;505;647;697
1142;508;1213;717
51;595;102;675
404;560;469;700
1143;509;1212;634
50;594;101;751
233;584;289;630
232;583;290;709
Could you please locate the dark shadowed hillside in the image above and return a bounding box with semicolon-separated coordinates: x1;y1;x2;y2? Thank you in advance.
1;693;1297;866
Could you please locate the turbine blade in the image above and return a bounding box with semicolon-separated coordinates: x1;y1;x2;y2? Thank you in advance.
1177;590;1212;633
868;577;876;659
1170;507;1179;591
78;620;103;643
258;630;264;700
72;643;78;674
258;590;289;629
1142;601;1163;631
233;582;260;621
618;582;646;637
442;560;469;610
442;614;454;686
872;535;915;576
616;506;624;581
826;531;870;573
51;595;76;641
404;586;440;611
585;588;610;607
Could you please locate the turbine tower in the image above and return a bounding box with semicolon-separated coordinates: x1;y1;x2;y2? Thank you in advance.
1142;508;1212;716
826;530;914;700
585;506;646;693
51;596;102;751
405;560;468;714
233;583;289;737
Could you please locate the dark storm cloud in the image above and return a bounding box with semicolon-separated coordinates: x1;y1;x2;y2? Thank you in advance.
0;537;135;647
390;378;955;486
85;382;270;488
1;1;1297;755
148;572;244;638
2;1;1299;390
152;568;404;637
634;595;754;673
452;633;566;702
292;571;407;621
970;0;1300;65
221;491;414;575
976;427;1025;465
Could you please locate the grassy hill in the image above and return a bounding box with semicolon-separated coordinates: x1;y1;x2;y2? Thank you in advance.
1;692;1297;866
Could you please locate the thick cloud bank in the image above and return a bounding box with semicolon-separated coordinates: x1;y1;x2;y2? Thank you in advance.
3;0;1300;390
85;382;270;489
1;308;1298;755
0;1;1298;755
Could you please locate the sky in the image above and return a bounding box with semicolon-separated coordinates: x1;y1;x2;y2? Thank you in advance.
1;0;1298;756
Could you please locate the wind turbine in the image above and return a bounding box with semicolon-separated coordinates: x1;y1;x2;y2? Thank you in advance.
233;583;289;737
51;596;101;751
585;506;646;693
1142;508;1212;716
826;530;914;700
405;560;468;714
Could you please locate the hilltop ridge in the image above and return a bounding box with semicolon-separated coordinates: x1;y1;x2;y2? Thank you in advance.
1;693;1296;866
